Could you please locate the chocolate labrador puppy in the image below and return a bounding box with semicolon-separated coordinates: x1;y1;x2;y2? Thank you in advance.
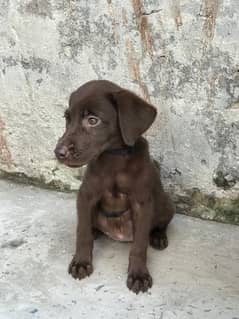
55;80;175;294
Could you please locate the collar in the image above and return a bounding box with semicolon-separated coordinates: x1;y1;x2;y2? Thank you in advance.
104;145;136;156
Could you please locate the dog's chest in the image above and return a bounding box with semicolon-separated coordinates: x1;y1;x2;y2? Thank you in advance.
95;185;133;242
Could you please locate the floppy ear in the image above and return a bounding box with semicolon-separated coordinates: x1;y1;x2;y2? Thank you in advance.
110;90;157;146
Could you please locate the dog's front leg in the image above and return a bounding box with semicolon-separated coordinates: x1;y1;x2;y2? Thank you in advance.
127;199;153;294
68;189;95;280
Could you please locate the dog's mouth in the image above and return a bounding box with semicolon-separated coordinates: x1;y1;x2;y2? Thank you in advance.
56;152;99;168
55;143;105;167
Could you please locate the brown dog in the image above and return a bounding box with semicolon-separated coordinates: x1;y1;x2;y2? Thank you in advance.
55;80;175;294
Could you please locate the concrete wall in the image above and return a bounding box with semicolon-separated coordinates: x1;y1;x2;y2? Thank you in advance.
0;0;238;224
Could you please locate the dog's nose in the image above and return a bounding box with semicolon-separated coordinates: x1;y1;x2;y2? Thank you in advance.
55;145;69;160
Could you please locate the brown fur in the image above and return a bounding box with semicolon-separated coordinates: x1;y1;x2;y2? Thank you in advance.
55;80;175;294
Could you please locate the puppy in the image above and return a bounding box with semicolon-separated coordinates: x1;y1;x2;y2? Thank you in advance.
55;80;175;294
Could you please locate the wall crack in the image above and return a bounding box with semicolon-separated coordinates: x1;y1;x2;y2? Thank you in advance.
141;9;162;16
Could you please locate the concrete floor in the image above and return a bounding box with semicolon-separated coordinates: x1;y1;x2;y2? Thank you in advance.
0;180;239;319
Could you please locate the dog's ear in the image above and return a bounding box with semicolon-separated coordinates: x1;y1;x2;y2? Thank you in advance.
109;90;157;146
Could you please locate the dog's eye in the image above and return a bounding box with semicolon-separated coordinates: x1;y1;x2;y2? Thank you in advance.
87;116;100;126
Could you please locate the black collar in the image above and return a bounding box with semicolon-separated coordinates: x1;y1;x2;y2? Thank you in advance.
104;145;136;156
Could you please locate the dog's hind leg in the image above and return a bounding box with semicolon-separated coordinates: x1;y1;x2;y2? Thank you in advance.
92;228;103;240
150;189;175;250
150;225;169;250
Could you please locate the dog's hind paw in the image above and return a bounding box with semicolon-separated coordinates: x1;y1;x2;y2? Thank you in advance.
92;227;103;240
150;228;168;250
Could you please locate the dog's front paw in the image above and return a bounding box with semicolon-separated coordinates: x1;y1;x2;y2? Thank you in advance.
68;255;93;280
127;270;152;294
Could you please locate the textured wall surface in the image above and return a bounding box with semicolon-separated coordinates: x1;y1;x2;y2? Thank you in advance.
0;0;238;223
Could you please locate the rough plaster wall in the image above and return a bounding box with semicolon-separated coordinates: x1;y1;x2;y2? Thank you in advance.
0;0;238;222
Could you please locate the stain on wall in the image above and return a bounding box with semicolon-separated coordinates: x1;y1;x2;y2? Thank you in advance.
126;39;151;101
132;0;155;58
0;116;13;169
171;0;183;30
201;0;220;39
0;0;9;17
122;7;128;25
2;56;50;74
19;0;53;19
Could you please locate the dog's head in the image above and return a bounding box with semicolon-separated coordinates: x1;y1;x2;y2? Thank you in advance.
54;80;157;167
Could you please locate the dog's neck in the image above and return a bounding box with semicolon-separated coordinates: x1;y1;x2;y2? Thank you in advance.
91;138;148;171
102;137;147;157
104;145;136;156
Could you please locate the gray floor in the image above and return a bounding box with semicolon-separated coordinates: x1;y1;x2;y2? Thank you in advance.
0;180;239;319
